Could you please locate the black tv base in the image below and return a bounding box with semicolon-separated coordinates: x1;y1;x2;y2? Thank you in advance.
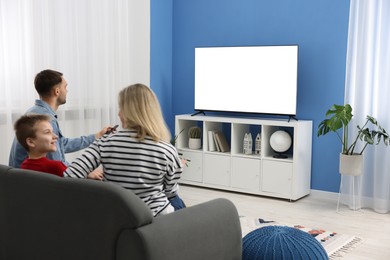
191;111;205;116
288;115;298;122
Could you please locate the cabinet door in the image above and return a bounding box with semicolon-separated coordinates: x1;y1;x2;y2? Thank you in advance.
261;160;292;196
180;151;203;183
231;157;260;191
204;154;230;187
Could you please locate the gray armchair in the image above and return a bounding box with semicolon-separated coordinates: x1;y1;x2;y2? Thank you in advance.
0;164;242;260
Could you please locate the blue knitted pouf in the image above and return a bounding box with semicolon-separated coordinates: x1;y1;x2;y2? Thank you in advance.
242;226;328;260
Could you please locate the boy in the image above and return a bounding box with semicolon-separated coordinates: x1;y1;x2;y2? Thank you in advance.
14;114;67;177
14;113;103;179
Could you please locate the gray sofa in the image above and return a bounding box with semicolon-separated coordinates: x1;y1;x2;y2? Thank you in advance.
0;164;242;260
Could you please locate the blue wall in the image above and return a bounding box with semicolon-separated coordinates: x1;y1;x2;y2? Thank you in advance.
150;0;173;128
151;0;350;193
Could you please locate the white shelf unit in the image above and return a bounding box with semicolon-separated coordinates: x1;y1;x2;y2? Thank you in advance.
175;114;312;201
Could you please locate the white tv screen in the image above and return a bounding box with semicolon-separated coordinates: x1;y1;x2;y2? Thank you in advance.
194;45;298;115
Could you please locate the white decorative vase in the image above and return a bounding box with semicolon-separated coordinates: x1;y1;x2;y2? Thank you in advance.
188;138;201;149
339;153;363;176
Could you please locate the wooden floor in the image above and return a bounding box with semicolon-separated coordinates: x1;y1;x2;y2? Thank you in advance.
179;184;390;260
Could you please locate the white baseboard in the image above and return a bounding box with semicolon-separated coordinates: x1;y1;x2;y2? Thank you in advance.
309;189;339;201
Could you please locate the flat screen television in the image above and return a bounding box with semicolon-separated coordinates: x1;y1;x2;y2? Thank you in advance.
194;45;298;116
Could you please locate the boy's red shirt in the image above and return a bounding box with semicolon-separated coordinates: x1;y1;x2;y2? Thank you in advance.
20;157;67;177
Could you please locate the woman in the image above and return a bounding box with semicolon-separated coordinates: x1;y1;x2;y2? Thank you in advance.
64;84;183;216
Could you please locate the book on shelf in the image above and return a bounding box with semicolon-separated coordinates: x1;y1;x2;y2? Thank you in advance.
208;130;217;151
213;131;221;152
214;131;230;153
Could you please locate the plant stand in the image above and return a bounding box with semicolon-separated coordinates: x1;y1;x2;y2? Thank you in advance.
336;154;363;213
336;174;363;213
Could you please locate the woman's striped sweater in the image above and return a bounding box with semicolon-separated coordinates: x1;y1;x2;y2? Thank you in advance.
64;130;183;216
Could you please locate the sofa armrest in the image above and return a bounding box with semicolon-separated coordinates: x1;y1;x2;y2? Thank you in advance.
116;198;242;260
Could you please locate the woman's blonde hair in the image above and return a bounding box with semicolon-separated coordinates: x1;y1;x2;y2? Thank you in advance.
118;83;171;142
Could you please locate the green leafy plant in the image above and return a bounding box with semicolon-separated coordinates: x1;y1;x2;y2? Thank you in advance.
170;128;190;166
171;128;184;146
317;104;389;155
188;126;202;139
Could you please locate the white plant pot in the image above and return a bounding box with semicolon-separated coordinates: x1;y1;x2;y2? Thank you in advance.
339;153;363;176
188;138;201;150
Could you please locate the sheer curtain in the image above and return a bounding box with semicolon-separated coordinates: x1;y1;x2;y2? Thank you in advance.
0;0;150;164
344;0;390;213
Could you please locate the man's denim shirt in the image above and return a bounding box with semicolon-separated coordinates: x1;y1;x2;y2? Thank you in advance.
9;100;95;168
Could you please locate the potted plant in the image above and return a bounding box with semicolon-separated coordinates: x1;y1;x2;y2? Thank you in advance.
188;126;202;150
317;104;389;176
171;128;184;146
171;128;190;167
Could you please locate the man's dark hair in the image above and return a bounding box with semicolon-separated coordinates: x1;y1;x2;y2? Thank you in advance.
34;69;63;97
14;114;51;151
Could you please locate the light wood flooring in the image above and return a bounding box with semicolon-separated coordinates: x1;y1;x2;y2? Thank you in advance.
179;184;390;260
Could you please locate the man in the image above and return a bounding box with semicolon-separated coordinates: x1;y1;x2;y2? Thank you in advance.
9;69;111;168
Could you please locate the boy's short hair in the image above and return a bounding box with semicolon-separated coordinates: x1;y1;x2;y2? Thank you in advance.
14;114;51;151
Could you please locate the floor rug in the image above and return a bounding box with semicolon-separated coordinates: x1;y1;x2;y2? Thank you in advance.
240;217;362;259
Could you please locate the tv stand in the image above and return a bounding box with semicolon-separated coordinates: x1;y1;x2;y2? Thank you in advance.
175;114;312;201
191;110;206;116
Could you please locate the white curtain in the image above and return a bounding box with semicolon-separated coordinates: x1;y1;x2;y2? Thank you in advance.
0;0;150;164
344;0;390;213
